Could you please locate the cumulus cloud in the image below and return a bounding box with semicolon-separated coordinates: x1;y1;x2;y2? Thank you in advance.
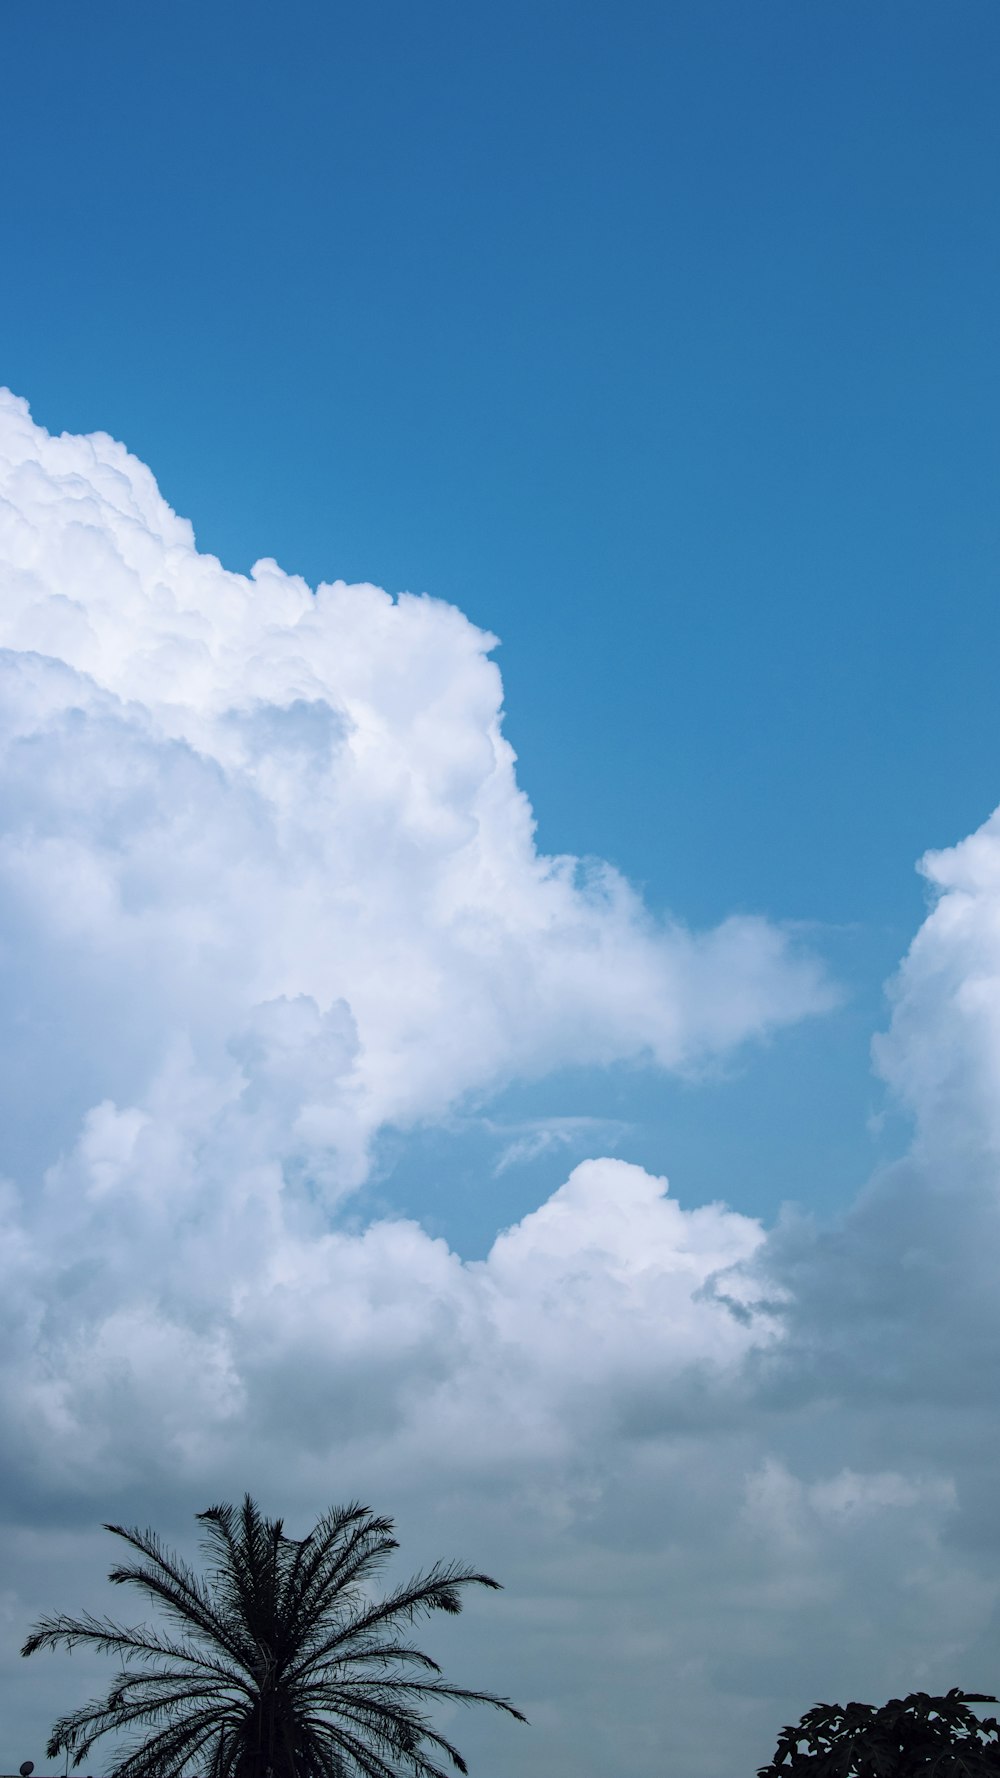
3;391;1000;1778
0;381;824;1496
0;388;832;1201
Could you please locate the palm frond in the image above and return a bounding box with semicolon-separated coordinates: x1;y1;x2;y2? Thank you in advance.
104;1522;247;1664
49;1680;227;1753
309;1639;444;1675
278;1508;373;1627
319;1716;434;1778
24;1610;251;1688
102;1700;238;1778
304;1686;474;1768
287;1507;399;1646
293;1561;502;1678
311;1675;528;1721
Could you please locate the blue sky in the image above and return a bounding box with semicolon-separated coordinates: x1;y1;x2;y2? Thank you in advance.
3;7;1000;1776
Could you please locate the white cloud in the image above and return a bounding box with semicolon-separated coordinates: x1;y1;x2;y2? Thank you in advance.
874;808;1000;1161
0;388;831;1202
4;391;1000;1777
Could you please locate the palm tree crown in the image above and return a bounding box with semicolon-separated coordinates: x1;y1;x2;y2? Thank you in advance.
22;1494;526;1778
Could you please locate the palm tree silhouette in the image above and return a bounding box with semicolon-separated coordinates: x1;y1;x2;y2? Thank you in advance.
23;1495;526;1778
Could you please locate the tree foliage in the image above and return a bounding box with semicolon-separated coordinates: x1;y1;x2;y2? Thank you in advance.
758;1689;1000;1776
22;1495;525;1778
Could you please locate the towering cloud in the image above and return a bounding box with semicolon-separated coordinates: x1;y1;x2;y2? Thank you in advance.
0;390;829;1197
0;384;816;1510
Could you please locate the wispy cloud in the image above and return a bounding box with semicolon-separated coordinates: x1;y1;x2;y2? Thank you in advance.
486;1115;628;1175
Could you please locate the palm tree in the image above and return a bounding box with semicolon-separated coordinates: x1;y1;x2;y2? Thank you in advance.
22;1495;526;1778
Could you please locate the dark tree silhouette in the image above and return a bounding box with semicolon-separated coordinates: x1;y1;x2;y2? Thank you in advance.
758;1689;1000;1775
22;1495;526;1778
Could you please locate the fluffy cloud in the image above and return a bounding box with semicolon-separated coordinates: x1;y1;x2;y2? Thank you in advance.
0;388;831;1200
0;381;822;1503
3;391;1000;1778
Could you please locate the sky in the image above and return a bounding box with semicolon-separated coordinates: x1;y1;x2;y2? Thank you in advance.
1;4;1000;1775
